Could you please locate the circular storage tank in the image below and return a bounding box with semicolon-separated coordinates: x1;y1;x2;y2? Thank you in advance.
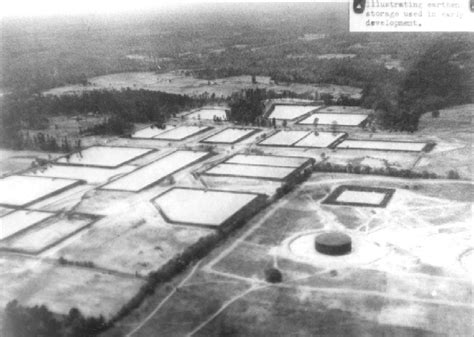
315;231;352;256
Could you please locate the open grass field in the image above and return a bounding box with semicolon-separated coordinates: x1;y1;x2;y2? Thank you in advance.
413;104;473;179
0;255;144;318
114;174;473;337
48;201;215;276
0;175;83;207
43;71;363;100
56;146;153;168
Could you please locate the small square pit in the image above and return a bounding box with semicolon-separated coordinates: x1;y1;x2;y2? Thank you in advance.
56;146;154;168
152;187;263;228
154;126;213;141
201;128;259;144
0;175;83;207
323;185;395;208
268;105;319;120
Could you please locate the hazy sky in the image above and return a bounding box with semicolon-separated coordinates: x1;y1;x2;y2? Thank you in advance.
1;0;349;18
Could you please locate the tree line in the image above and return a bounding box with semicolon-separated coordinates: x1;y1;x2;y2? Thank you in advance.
3;300;108;337
362;37;473;132
0;89;205;150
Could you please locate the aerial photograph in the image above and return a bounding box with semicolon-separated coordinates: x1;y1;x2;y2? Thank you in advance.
0;1;472;336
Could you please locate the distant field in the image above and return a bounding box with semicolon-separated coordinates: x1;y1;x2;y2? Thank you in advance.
43;71;363;100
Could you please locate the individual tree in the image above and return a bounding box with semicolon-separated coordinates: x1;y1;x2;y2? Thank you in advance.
264;267;283;283
331;120;338;135
313;117;319;136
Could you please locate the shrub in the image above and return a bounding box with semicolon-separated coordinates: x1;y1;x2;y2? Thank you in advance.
264;268;283;283
447;170;461;179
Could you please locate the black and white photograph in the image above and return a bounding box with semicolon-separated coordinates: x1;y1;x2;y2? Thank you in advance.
0;0;473;336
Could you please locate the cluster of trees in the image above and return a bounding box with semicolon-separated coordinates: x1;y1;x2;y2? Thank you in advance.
362;37;473;131
3;300;108;337
0;89;203;150
264;268;283;283
313;160;462;180
228;89;266;124
19;133;80;153
58;257;95;268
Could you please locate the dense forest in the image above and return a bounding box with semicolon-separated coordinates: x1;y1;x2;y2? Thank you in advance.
362;37;473;131
3;300;107;337
0;89;204;149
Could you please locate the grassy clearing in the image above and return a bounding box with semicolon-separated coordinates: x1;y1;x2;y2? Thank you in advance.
194;286;451;337
245;208;324;246
0;256;144;318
